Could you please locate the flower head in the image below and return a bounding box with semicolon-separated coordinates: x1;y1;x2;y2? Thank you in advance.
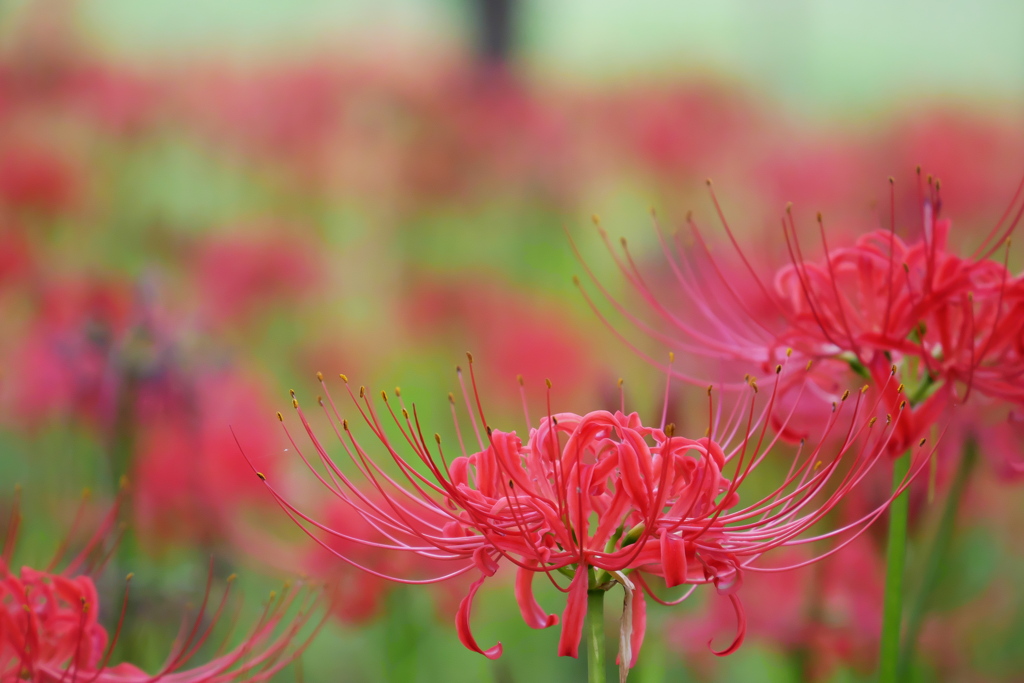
247;356;927;672
574;174;1024;453
0;489;322;682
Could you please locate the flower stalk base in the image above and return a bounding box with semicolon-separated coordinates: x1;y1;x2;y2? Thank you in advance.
587;590;607;683
879;452;911;683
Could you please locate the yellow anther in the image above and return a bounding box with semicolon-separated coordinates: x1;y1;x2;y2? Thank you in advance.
276;411;283;421
256;472;266;481
339;373;349;383
316;371;323;382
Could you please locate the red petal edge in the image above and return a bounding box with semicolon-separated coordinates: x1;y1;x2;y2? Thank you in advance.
456;575;503;660
515;562;559;630
557;568;589;658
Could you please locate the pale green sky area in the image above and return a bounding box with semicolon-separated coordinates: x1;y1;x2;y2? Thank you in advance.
9;0;1024;116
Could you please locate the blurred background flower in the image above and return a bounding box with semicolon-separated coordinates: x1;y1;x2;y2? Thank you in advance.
0;0;1022;681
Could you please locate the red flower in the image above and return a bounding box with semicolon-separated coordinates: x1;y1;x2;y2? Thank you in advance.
0;143;77;213
192;227;322;327
575;175;1024;453
245;357;926;670
133;370;285;547
0;492;321;682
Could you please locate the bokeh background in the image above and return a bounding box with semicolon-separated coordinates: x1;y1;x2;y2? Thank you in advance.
1;1;1023;681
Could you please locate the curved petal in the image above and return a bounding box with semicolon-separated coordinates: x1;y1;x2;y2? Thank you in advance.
628;586;646;668
456;575;503;660
659;529;688;588
557;568;589;658
709;593;746;657
515;563;559;630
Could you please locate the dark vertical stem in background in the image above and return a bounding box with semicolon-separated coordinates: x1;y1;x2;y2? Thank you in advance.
473;0;517;66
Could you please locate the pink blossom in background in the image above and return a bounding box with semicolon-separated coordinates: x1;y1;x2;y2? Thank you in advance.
0;143;78;214
609;84;755;182
407;274;599;396
193;227;323;327
6;278;132;429
133;370;284;548
672;536;883;681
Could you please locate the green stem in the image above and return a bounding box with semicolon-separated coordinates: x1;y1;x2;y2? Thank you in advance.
878;451;911;683
898;436;977;677
587;590;606;683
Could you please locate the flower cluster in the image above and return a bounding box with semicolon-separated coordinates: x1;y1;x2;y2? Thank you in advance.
575;174;1024;455
0;491;322;683
248;356;930;671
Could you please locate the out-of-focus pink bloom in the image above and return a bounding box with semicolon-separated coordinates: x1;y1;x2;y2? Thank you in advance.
671;536;883;680
607;84;754;182
133;370;284;547
397;70;573;205
6;279;133;428
192;227;322;326
245;357;926;670
66;65;161;134
175;66;341;171
576;177;1024;454
0;494;321;682
0;143;77;213
407;274;598;396
882;114;1024;219
0;226;32;288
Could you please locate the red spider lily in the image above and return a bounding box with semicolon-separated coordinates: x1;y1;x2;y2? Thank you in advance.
0;142;78;214
242;355;930;672
192;227;323;328
0;490;323;682
573;174;1024;453
133;370;285;548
